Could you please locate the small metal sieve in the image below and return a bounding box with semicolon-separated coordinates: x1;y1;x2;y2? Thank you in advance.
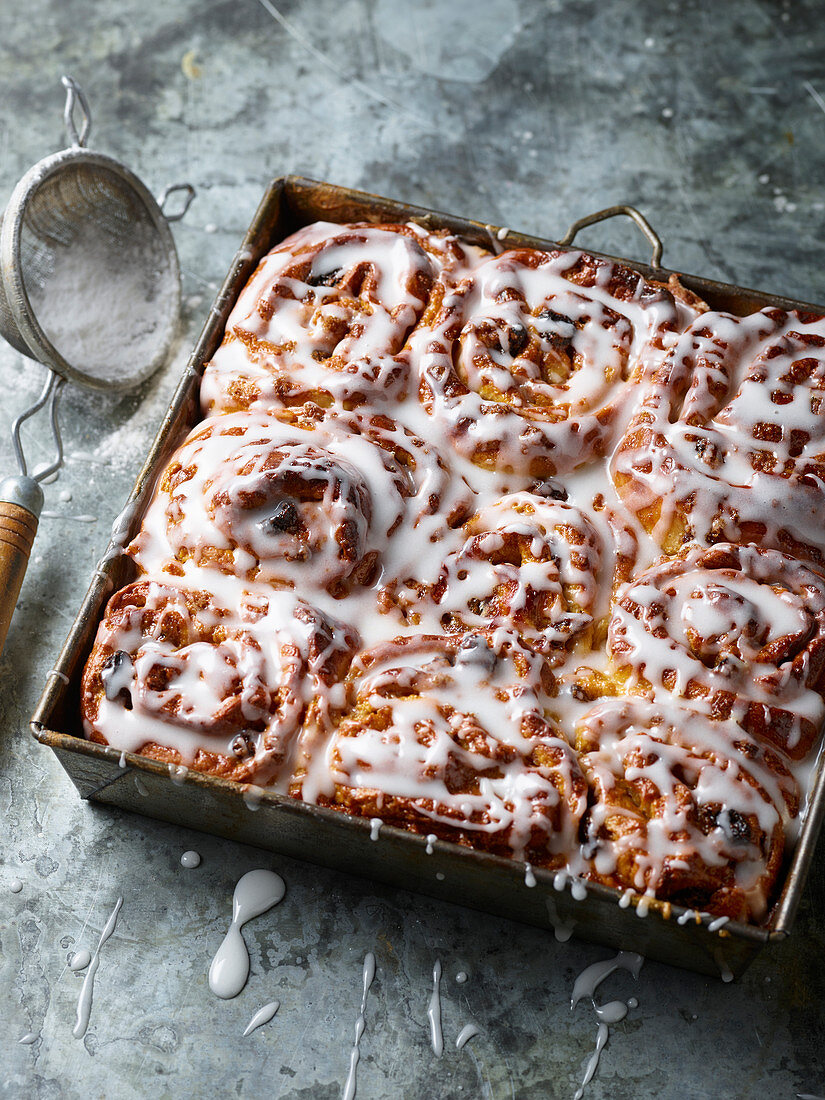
0;76;195;656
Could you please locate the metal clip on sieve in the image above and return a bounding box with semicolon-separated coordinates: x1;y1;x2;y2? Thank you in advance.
0;76;195;657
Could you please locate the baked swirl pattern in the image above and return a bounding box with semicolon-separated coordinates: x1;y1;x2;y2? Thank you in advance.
412;248;702;476
82;219;825;923
82;581;357;784
575;698;798;919
295;631;587;865
607;543;825;759
612;307;825;565
200;221;479;416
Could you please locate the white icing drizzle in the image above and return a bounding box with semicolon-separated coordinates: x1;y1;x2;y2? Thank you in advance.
545;897;574;942
18;1033;39;1045
69;948;91;972
570;951;643;1100
708;915;730;932
73;897;123;1039
611;307;825;567
428;959;444;1057
208;870;286;999
343;952;376;1100
243;1000;280;1036
80;218;825;928
456;1023;480;1049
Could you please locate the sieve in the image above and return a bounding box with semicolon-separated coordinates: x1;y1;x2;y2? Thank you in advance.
0;76;195;657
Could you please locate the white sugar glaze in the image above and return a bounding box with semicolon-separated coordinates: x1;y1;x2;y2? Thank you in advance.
209;870;285;999
73;897;123;1039
69;948;92;972
243;1000;279;1036
343;952;376;1100
571;951;643;1100
456;1023;480;1049
82;219;825;927
428;959;444;1056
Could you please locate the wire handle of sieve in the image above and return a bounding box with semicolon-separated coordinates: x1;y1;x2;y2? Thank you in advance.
61;75;91;149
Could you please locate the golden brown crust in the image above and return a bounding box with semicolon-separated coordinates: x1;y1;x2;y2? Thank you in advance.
80;221;825;924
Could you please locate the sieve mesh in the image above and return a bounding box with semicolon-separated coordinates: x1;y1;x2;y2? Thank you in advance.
3;156;180;389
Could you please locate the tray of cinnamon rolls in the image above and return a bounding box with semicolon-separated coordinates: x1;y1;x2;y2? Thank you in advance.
32;176;825;978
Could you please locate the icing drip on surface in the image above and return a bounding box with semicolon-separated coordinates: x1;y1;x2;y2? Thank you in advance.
209;870;286;999
243;1000;280;1036
342;952;376;1100
73;897;123;1039
456;1023;480;1049
570;951;643;1100
69;949;92;972
180;850;201;868
427;959;444;1056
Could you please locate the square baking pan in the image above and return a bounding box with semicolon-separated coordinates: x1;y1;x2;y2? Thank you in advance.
31;175;825;979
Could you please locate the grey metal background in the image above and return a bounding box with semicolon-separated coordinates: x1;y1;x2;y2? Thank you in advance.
1;1;824;1097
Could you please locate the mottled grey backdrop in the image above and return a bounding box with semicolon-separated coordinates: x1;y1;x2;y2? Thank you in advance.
1;1;824;1097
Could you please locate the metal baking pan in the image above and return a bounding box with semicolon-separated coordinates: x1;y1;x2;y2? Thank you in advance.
30;175;825;979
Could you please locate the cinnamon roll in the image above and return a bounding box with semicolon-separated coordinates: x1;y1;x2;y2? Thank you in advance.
294;631;587;865
612;307;825;565
607;543;825;759
576;697;798;920
81;581;358;784
413;248;702;477
129;408;468;599
200;221;480;416
427;493;601;661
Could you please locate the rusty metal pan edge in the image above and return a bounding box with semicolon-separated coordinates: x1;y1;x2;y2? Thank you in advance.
30;174;824;971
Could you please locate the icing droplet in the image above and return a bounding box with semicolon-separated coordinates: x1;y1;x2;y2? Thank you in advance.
369;818;382;841
456;1023;479;1050
69;949;92;972
428;959;443;1057
524;862;536;888
425;834;436;855
180;851;201;869
343;953;376;1100
18;1033;39;1045
209;870;286;999
242;1000;280;1036
455;971;468;984
10;879;23;894
73;897;124;1039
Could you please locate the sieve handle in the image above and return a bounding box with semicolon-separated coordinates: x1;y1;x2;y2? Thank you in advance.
61;76;91;149
0;477;43;659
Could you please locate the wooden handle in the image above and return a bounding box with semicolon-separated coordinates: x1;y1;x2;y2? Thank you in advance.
0;501;38;658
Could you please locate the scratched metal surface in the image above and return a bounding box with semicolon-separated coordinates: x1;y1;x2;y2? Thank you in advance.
1;1;824;1097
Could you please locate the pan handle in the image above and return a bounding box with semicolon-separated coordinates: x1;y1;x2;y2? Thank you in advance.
558;205;663;270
